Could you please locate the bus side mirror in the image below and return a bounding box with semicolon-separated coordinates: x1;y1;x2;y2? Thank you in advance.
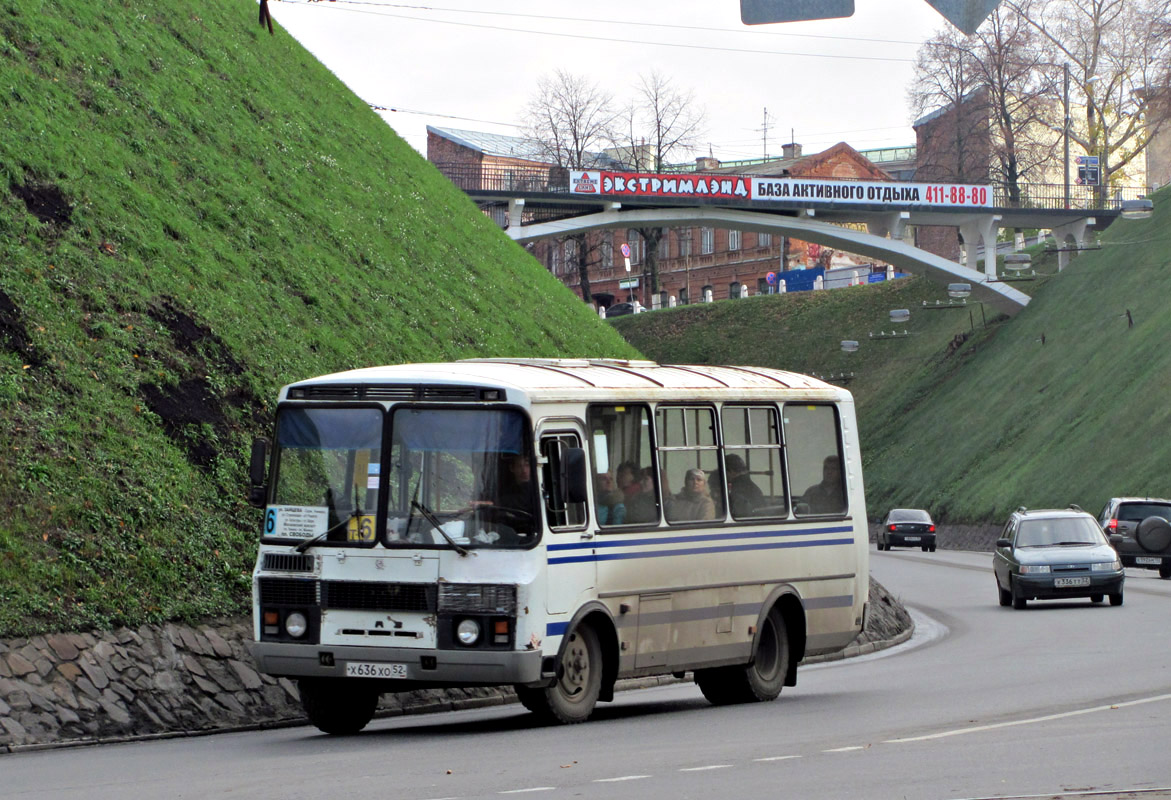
564;447;588;504
248;437;269;508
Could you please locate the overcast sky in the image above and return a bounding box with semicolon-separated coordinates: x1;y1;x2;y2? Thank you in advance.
268;0;956;162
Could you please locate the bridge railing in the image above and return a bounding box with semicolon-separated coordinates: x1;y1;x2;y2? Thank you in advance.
433;162;1146;212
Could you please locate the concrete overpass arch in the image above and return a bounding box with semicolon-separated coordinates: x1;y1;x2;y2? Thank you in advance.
507;205;1030;315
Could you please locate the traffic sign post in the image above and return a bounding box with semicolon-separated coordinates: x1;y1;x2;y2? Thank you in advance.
620;242;631;272
1076;155;1100;186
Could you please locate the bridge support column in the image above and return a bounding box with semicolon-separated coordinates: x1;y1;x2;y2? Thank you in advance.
866;211;911;241
508;198;525;229
958;215;1002;278
1051;218;1095;272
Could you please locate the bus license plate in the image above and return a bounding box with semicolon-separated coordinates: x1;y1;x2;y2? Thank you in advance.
1135;556;1161;565
345;662;408;679
1054;577;1090;588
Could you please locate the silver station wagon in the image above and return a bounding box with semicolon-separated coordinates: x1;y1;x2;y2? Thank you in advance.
993;506;1125;609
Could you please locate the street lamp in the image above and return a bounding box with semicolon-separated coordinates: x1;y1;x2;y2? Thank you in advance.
948;282;972;299
1120;198;1154;220
890;309;911;324
1003;253;1032;272
840;340;859;353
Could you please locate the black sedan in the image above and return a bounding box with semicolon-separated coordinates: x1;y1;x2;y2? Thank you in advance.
877;508;936;551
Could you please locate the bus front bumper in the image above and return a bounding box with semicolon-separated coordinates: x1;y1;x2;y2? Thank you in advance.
248;640;545;685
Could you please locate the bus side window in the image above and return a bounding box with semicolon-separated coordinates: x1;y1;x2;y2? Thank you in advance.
656;405;721;523
784;404;847;517
541;434;587;529
722;404;787;519
587;405;659;526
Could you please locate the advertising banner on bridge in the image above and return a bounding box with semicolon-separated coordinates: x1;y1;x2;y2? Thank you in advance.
570;171;751;200
567;169;993;209
751;177;992;208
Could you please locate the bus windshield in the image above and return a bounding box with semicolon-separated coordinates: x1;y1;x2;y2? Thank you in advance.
269;404;536;549
387;407;537;548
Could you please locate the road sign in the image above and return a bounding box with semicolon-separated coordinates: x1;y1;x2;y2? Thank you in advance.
1076;156;1100;166
620;243;631;258
766;271;777;285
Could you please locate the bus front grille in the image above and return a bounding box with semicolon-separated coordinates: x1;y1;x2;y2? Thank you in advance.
258;578;318;606
321;581;437;612
262;553;315;573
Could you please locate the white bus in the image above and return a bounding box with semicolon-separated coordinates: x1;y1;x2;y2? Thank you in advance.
246;359;869;734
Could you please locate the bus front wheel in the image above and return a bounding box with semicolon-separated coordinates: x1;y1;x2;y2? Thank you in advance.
299;679;379;735
696;606;789;705
515;624;603;724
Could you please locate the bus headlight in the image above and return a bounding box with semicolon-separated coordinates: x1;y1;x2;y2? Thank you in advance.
456;619;481;646
285;612;308;638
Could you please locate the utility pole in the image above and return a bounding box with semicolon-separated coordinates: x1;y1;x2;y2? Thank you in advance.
756;108;773;159
1063;63;1070;210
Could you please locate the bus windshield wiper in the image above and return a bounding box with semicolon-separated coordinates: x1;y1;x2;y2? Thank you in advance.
410;499;469;557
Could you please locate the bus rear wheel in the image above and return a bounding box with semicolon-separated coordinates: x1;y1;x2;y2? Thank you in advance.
516;624;602;724
299;679;379;735
696;607;789;705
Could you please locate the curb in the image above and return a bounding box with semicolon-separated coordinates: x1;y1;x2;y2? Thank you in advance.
2;623;915;756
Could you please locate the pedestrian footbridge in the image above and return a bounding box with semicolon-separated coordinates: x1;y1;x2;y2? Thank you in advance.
436;163;1128;316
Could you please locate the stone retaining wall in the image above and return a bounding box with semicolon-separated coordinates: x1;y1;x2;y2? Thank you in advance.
0;575;917;754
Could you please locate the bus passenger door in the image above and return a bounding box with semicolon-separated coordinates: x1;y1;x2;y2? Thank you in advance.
539;426;596;615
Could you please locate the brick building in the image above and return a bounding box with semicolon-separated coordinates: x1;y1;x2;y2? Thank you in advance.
912;88;993;261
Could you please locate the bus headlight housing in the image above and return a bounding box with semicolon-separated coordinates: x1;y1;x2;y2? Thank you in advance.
285;611;309;638
456;618;481;646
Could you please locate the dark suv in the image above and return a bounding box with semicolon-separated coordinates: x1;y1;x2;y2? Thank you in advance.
1098;497;1171;578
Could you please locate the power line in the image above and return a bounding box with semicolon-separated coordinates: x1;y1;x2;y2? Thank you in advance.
272;1;918;63
279;0;927;47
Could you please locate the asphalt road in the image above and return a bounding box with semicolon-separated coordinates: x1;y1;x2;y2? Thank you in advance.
7;551;1171;800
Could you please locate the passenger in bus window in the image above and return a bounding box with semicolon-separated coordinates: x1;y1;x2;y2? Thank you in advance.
800;455;845;514
616;461;640;501
594;473;626;525
625;467;658;523
725;454;764;517
666;468;716;522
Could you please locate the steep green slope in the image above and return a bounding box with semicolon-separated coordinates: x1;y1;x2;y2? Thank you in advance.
0;0;639;636
617;189;1170;524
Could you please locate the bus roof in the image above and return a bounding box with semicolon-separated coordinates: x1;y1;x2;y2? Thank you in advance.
283;359;849;402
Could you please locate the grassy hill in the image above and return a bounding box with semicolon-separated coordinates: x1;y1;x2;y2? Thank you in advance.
616;187;1171;524
0;0;638;637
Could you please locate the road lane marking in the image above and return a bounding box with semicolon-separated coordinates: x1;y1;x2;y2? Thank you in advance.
823;746;867;752
885;692;1171;743
754;755;802;762
498;788;556;794
593;776;651;782
680;765;734;771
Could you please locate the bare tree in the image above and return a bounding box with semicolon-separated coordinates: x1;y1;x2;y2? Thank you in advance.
613;71;707;299
1012;0;1171;200
968;6;1061;206
521;70;620;304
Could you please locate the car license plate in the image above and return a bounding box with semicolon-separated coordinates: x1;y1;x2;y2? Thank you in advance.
345;661;408;679
1135;556;1161;565
1053;577;1090;588
904;536;920;542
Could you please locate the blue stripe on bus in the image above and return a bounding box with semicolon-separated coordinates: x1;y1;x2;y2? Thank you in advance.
547;537;854;564
546;525;853;552
546;621;570;637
